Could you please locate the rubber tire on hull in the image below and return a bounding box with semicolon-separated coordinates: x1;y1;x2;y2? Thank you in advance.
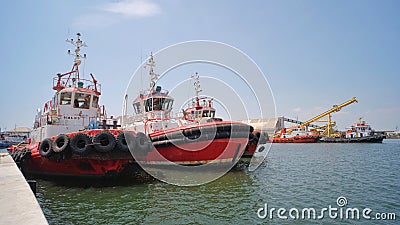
93;131;116;153
39;138;53;158
70;133;92;156
52;134;70;153
116;132;135;152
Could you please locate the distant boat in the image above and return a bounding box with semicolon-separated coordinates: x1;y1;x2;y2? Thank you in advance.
0;140;11;148
320;119;385;143
4;135;26;145
270;127;320;143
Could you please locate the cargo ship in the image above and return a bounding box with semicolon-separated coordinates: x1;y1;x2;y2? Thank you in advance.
8;33;138;179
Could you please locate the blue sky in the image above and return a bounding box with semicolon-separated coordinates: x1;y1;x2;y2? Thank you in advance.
0;0;399;131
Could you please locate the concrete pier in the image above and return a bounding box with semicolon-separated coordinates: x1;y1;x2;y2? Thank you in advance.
0;152;48;225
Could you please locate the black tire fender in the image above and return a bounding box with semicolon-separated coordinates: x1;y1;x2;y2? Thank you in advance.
52;134;70;153
116;132;136;152
70;133;92;156
93;131;116;153
39;138;53;158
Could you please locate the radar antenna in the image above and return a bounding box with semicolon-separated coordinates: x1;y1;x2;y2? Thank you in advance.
145;53;159;90
66;32;87;78
191;72;202;107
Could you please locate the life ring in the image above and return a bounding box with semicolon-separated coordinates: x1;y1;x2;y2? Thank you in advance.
93;131;116;153
52;134;70;153
70;133;92;155
135;132;152;153
39;138;53;158
116;132;136;152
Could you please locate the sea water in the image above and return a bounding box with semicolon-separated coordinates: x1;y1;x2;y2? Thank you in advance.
36;140;400;224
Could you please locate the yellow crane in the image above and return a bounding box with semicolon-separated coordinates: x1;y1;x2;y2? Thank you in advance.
299;97;358;136
309;121;337;136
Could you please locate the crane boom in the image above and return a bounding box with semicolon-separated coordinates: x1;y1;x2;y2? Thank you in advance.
299;97;358;128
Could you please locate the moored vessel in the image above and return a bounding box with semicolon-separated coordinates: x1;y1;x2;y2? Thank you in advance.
270;97;359;143
0;140;11;148
320;119;385;143
8;33;138;179
179;73;263;161
270;127;320;143
123;56;252;166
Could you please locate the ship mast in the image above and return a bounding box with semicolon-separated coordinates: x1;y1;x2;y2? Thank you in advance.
192;72;202;107
66;32;87;80
146;53;159;92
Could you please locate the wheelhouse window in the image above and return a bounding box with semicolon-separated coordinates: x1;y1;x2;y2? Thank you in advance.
92;95;99;108
145;98;153;112
133;102;142;114
74;93;91;109
210;110;215;118
60;92;72;105
153;98;164;110
194;110;201;118
162;98;173;110
144;97;173;112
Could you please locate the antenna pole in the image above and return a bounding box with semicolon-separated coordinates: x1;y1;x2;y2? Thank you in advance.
146;53;159;91
66;32;87;80
191;72;202;107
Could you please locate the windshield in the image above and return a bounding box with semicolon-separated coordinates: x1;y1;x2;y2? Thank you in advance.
74;93;91;109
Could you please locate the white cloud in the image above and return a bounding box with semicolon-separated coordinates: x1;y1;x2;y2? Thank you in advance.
102;0;161;18
72;0;161;29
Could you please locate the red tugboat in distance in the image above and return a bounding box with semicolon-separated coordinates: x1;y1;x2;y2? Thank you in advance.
270;127;320;143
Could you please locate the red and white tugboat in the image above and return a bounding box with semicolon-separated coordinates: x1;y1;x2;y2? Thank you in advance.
270;127;320;143
180;73;264;161
123;56;252;166
180;73;219;124
320;118;385;143
8;33;136;179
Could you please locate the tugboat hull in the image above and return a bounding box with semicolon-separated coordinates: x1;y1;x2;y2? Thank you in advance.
144;138;248;166
319;135;384;143
270;135;320;143
9;144;137;179
134;122;251;166
21;155;133;179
